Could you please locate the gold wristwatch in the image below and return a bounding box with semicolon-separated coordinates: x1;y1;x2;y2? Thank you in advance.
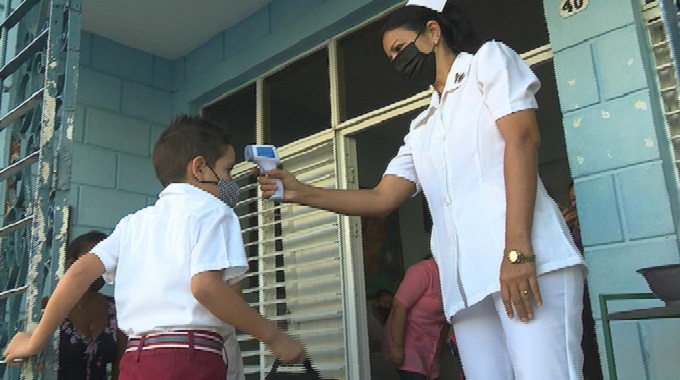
506;249;536;264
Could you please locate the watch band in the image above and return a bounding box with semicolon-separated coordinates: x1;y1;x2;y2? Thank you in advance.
506;249;536;264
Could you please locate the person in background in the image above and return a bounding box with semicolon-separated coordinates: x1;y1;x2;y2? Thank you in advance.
54;231;127;380
383;255;447;380
368;289;397;379
371;289;395;327
561;181;602;380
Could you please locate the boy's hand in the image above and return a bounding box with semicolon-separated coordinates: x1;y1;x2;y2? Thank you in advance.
3;332;43;365
267;331;306;364
251;168;304;203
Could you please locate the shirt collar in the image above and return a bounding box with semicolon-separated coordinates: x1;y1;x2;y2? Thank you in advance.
160;183;221;205
427;51;474;110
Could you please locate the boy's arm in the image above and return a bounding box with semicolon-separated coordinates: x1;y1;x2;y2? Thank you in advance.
230;280;243;296
191;270;305;363
3;254;105;363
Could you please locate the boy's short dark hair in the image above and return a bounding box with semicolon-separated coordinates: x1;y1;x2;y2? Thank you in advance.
153;114;233;187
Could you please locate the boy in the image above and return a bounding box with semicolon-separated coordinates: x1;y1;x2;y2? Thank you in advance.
3;115;305;379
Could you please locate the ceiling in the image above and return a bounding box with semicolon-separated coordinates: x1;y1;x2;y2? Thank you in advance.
81;0;272;60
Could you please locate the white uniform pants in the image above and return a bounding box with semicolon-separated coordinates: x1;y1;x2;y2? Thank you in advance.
451;266;585;380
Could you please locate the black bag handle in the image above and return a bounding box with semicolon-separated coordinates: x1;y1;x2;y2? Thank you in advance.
270;358;318;374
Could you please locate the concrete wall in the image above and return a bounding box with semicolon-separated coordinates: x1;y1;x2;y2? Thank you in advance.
69;32;172;239
65;0;680;377
173;0;399;114
544;0;680;378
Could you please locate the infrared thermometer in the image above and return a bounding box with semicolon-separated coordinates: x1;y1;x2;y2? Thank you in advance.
244;145;284;200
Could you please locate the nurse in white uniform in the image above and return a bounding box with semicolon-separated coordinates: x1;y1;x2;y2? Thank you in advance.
257;1;586;379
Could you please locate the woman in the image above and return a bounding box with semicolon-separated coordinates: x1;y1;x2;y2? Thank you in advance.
257;1;585;379
55;231;126;380
383;255;447;380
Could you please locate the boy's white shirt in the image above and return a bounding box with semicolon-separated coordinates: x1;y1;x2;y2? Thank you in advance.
92;183;248;336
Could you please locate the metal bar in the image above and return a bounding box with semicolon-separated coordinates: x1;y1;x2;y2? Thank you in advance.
241;273;341;294
0;214;33;236
0;27;47;80
0;285;28;300
0;149;38;181
659;0;680;113
246;238;338;260
243;222;337;247
599;294;618;380
0;0;13;114
598;292;656;380
0;87;42;131
1;0;41;30
241;208;332;234
328;38;344;127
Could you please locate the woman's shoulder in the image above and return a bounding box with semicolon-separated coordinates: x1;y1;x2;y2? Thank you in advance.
471;40;523;69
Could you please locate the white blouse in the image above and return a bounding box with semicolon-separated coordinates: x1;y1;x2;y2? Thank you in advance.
93;183;248;336
384;41;584;320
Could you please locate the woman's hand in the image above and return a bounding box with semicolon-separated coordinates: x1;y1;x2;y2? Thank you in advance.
560;205;578;228
251;168;305;203
389;345;405;367
499;252;542;323
3;332;44;366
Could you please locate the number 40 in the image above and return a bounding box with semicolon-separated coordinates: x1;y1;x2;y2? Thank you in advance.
560;0;589;18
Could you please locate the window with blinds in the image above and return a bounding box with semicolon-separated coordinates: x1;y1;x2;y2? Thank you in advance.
642;0;680;179
230;133;346;380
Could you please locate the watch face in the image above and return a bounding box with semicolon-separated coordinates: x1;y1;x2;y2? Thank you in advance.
508;250;519;262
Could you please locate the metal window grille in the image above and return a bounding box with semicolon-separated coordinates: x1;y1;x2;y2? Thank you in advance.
0;0;80;379
231;133;345;380
642;0;680;180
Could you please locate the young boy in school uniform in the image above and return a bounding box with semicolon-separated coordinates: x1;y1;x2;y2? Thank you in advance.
3;115;306;379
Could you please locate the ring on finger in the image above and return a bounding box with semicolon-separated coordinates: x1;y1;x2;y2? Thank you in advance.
521;290;529;296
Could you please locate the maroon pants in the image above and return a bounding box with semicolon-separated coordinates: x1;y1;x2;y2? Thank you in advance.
119;331;227;380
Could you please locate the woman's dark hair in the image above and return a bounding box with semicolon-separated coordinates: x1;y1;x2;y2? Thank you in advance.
373;288;394;300
66;231;107;263
383;1;482;55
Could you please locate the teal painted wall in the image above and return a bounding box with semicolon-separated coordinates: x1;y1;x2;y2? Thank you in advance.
544;0;680;379
64;0;680;377
173;0;400;113
69;32;170;239
70;0;403;236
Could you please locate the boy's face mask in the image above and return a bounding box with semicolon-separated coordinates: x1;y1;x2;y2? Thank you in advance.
201;165;241;208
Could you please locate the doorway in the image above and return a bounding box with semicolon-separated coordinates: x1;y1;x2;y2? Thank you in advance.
336;0;601;378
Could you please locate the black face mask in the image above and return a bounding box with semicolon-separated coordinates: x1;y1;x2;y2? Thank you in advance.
392;31;436;88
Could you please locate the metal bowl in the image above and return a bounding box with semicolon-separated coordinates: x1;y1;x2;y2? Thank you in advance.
637;264;680;306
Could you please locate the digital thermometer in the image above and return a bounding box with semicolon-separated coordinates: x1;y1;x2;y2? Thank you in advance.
244;145;283;200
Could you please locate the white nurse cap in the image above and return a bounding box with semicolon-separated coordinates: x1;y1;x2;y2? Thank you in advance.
405;0;447;12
